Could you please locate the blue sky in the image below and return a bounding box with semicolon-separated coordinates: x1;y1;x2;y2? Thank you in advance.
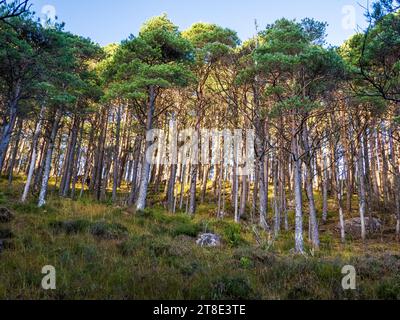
30;0;369;46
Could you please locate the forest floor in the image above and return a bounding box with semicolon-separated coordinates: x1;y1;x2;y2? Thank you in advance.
0;177;400;300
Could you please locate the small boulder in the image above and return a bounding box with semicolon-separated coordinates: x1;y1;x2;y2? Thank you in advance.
196;233;221;247
0;208;14;223
341;217;382;237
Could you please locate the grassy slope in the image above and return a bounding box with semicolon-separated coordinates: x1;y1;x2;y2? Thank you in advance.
0;177;399;300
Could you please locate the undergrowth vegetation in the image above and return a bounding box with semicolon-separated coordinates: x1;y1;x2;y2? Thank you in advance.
0;179;399;300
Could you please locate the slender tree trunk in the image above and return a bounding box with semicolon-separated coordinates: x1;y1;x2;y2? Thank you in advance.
136;86;156;211
34;137;48;192
305;162;320;249
94;109;108;200
201;165;210;204
112;105;122;202
292;126;304;253
71;122;84;199
239;175;248;220
166;113;178;212
128;137;141;205
357;138;367;242
217;164;223;218
179;164;186;210
335;147;346;243
38;109;62;207
369;129;380;206
233;167;240;223
273;156;280;237
303;126;320;250
188;163;198;215
8;118;23;186
21;105;45;202
255;125;268;230
388;126;400;237
363;131;372;223
378;129;390;209
167;163;177;212
60;116;80;197
322;149;329;223
80;121;95;198
251;164;259;224
188;127;200;215
0;90;19;171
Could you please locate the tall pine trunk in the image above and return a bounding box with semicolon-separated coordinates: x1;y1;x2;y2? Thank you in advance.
292;127;304;253
0;85;20;171
303;126;320;250
21;105;45;202
8;118;23;186
357;137;367;242
136;86;156;211
38;109;62;207
112;106;122;202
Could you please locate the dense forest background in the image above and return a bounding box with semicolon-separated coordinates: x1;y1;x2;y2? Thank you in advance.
1;0;400;300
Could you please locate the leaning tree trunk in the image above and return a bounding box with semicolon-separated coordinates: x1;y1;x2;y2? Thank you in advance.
34;138;48;193
21;105;45;203
38;109;62;207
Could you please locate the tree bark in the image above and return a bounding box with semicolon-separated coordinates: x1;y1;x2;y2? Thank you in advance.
112;105;122;202
127;137;142;206
0;83;20;171
38;109;62;207
322;149;329;223
8;117;23;186
21;105;45;202
292;126;304;253
357;139;367;242
136;85;156;211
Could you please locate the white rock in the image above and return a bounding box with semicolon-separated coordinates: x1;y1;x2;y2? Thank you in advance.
196;233;221;247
